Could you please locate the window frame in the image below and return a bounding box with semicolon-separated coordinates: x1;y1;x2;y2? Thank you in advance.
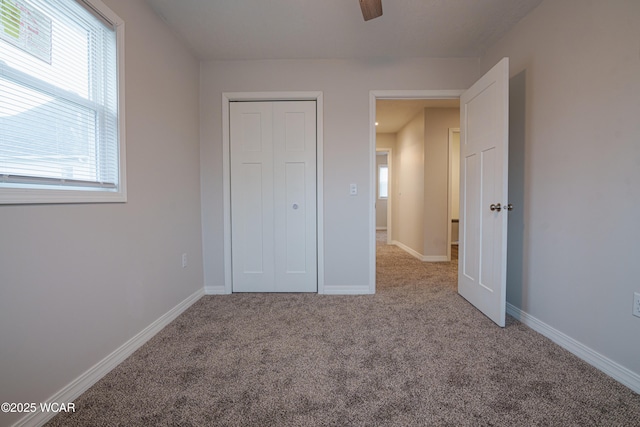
0;0;126;205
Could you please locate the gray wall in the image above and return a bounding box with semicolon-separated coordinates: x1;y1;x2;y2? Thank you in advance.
0;1;203;425
200;58;479;293
393;111;426;255
482;0;640;377
423;108;459;258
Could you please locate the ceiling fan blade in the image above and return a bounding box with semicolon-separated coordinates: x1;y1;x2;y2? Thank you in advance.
359;0;382;21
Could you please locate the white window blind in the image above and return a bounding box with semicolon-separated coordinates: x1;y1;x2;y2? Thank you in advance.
0;0;123;201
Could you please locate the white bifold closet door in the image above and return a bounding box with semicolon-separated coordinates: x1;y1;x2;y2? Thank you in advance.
230;101;317;292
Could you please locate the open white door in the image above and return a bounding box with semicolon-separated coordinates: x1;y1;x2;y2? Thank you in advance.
458;58;509;327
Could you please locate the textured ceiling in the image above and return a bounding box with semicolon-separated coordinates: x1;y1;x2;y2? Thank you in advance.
145;0;543;61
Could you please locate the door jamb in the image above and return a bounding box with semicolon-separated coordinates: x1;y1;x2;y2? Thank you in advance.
223;92;324;294
369;90;464;294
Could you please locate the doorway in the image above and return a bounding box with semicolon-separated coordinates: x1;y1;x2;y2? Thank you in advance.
369;90;464;293
371;58;511;327
375;148;392;244
371;92;463;292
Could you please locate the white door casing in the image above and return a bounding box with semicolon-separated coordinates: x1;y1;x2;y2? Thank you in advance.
230;101;317;292
458;58;510;327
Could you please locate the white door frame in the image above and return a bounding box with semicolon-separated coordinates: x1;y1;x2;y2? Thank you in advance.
223;91;324;294
369;90;464;293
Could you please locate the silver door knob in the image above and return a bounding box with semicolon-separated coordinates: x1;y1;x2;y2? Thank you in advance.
506;203;514;211
490;203;502;212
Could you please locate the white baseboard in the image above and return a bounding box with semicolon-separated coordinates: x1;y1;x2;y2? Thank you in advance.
391;240;448;262
321;285;372;295
376;227;387;231
423;255;449;262
205;285;228;295
506;302;640;394
391;240;424;260
207;285;370;295
13;288;205;427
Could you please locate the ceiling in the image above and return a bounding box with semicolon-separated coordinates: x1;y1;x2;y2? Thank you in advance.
145;0;543;61
376;99;460;134
145;0;542;133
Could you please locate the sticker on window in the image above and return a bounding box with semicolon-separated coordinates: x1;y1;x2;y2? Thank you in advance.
0;0;52;64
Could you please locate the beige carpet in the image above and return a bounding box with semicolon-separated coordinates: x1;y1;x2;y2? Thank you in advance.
47;234;640;426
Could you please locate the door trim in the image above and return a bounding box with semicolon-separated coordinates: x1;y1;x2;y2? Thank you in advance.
222;92;324;294
369;90;464;294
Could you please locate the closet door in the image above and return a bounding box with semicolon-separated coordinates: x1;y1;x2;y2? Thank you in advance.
230;101;317;292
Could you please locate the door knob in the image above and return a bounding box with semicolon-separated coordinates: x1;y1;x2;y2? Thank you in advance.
490;203;502;212
292;203;299;210
506;204;514;211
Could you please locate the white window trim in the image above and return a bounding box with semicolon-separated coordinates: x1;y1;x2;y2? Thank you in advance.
0;0;126;205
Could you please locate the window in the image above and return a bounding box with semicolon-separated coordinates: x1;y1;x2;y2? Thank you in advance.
378;164;388;199
0;0;125;204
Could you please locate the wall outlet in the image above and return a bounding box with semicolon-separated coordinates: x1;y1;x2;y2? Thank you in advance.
633;292;640;318
350;183;358;195
181;253;188;268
